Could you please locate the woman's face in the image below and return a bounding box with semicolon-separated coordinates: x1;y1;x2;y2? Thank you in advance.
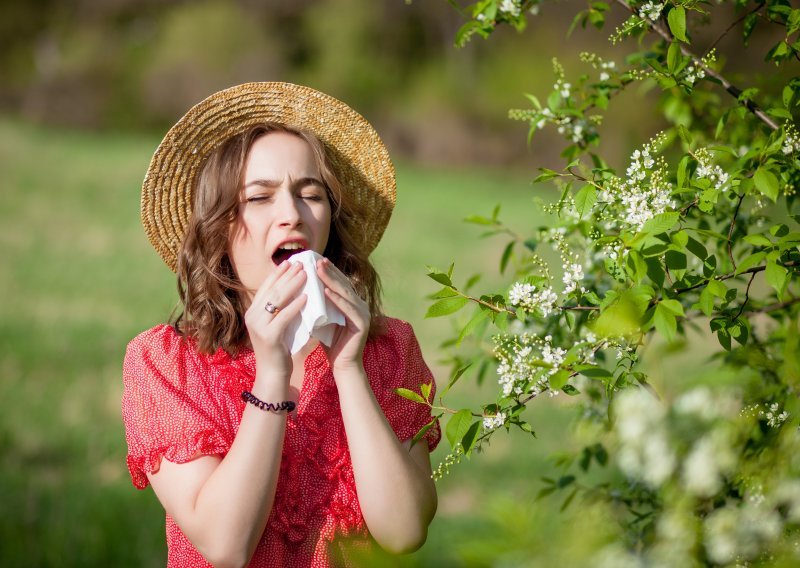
229;132;332;297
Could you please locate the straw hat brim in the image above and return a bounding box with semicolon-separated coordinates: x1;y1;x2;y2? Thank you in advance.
141;82;396;272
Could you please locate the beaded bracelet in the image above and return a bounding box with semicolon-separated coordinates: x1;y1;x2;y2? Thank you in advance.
241;391;296;413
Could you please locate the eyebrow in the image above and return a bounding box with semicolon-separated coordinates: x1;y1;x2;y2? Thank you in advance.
243;177;325;191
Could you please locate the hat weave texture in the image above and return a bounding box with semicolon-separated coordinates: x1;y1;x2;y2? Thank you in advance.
141;82;396;272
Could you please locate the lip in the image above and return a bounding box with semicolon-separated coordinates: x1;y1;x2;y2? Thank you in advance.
271;238;310;265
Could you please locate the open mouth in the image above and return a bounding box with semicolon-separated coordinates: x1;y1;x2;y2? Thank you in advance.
271;242;307;265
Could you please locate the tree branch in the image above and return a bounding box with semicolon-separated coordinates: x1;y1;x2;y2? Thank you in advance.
674;260;799;295
705;2;766;56
612;0;779;131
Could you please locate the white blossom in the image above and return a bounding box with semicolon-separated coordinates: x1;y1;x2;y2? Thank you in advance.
615;388;676;487
562;262;584;293
782;124;800;155
638;2;664;22
762;402;790;428
598;133;673;231
682;429;736;497
684;65;706;85
499;0;521;17
508;282;558;316
704;505;783;564
695;149;729;190
599;71;610;82
494;334;567;397
483;412;506;430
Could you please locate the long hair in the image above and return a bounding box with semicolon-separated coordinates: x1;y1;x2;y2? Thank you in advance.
173;123;384;355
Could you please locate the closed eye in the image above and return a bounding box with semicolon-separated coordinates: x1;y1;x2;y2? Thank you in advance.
245;195;273;203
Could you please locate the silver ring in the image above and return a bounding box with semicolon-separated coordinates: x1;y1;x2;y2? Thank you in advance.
265;301;280;314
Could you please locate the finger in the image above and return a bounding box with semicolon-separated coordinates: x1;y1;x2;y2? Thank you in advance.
259;267;307;318
250;260;295;308
317;258;356;297
324;286;369;326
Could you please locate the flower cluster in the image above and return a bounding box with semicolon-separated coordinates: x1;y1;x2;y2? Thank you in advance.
598;133;673;231
508;281;558;316
498;0;521;17
762;402;790;428
615;388;676;486
683;64;706;85
554;78;571;99
783;123;800;155
483;412;506;430
581;52;618;82
694;148;730;190
494;333;566;397
431;443;464;480
638;1;664;22
615;386;741;492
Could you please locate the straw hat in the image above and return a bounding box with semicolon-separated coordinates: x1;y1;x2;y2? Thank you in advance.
141;82;397;272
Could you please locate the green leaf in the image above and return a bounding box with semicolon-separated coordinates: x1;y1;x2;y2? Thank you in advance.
654;303;678;341
562;384;581;396
461;421;482;455
549;369;570;390
574;365;613;382
626;249;649;284
427;268;453;287
411;417;439;447
533;168;561;183
659;298;685;317
743;234;774;248
457;309;490;345
686;237;707;260
641;212;680;235
395;388;426;404
668;6;688;42
426;296;469;318
665;250;687;270
735;251;767;275
677;155;690;187
765;261;789;298
446;409;473;448
574;184;597;218
698;286;714;316
500;241;514;274
430;286;459;299
754;167;780;201
667;41;681;74
420;382;432;401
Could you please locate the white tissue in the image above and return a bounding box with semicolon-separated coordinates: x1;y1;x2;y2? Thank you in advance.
284;250;345;354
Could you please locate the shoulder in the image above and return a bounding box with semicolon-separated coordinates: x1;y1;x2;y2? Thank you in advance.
123;324;203;390
366;317;418;359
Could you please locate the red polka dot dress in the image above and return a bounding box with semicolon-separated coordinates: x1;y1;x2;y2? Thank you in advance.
122;317;440;567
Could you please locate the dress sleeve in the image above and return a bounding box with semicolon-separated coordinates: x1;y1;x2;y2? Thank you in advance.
121;325;230;489
370;319;442;452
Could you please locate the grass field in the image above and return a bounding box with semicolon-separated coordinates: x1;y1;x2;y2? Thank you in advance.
0;116;613;566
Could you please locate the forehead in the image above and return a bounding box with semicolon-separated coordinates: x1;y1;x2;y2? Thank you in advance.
243;132;320;181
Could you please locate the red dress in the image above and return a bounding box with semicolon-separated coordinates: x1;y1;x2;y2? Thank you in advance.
122;317;440;567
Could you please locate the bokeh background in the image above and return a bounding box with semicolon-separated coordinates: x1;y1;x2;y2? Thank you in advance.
0;0;786;565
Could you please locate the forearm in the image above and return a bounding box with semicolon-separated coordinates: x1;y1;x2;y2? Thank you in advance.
334;366;437;553
151;379;288;568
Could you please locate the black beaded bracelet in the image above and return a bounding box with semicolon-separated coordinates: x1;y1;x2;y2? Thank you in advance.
241;391;296;413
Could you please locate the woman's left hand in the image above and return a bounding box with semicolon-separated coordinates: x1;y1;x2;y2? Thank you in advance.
316;257;369;372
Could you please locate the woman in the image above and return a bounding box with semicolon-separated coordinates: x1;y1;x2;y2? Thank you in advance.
122;83;440;568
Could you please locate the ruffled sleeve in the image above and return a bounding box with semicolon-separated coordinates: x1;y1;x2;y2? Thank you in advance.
121;324;232;489
367;319;441;452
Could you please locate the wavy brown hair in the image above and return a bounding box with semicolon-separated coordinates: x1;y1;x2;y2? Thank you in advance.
173;123;384;355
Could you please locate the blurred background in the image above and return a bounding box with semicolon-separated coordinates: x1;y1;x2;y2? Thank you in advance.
0;0;787;565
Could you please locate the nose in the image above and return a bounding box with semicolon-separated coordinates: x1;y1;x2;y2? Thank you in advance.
275;190;302;227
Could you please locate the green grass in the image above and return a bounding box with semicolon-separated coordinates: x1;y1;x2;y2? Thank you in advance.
0;116;574;567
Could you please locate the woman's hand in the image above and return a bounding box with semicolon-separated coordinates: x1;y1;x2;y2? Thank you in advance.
244;260;307;380
317;257;370;372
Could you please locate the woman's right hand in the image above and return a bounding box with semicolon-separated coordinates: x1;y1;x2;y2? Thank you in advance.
244;260;307;380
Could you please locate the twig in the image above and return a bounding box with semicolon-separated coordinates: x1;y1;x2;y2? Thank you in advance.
612;0;779;131
674;260;799;294
705;2;766;56
727;193;745;270
734;272;757;318
749;297;800;314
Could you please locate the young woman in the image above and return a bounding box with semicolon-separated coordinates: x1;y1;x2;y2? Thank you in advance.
122;83;440;568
